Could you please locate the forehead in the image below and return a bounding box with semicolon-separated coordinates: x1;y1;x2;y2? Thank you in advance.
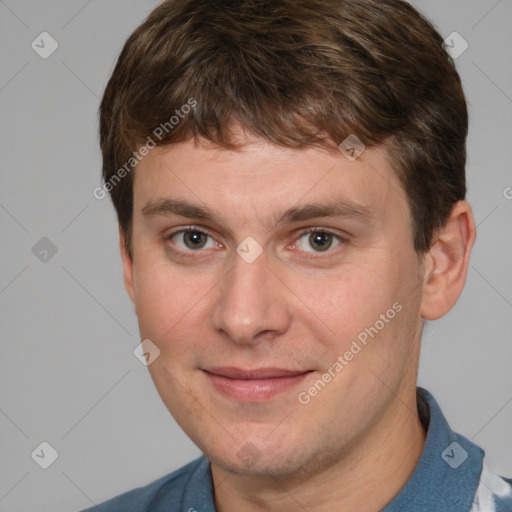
132;136;408;231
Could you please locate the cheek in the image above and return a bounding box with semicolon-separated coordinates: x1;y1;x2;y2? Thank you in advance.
132;261;208;353
313;258;416;366
307;265;393;337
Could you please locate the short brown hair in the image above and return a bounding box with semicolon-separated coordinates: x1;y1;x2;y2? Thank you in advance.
99;0;467;256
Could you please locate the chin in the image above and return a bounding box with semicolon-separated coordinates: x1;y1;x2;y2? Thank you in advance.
207;450;300;477
202;433;325;479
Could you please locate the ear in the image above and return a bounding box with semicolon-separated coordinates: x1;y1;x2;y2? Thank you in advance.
420;200;476;320
119;227;136;304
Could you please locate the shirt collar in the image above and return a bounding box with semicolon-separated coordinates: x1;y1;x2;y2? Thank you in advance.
382;387;484;511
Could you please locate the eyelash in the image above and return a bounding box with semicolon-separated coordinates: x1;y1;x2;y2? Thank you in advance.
163;226;347;258
295;227;347;253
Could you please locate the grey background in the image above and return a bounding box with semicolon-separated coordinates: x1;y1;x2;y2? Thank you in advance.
0;1;511;510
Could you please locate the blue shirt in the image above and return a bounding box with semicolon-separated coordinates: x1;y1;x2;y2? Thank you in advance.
83;388;512;511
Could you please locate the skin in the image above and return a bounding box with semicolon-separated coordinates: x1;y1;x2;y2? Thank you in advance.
120;132;476;512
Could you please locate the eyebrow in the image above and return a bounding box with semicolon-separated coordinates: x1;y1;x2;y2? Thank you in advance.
141;197;376;227
142;198;220;221
274;200;375;226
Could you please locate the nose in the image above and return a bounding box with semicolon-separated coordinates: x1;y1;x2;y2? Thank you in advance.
209;250;292;346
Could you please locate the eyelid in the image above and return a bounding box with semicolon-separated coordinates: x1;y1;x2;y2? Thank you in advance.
163;225;223;255
163;225;211;240
162;225;347;256
290;227;347;254
296;226;348;239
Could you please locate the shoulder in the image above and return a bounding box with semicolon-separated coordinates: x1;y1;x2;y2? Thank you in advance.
80;456;207;512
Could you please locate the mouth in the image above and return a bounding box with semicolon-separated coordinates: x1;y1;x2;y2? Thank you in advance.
202;367;314;402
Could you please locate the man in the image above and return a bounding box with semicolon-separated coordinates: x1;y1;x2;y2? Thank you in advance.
85;0;512;510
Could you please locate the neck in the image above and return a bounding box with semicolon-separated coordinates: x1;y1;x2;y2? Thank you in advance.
212;388;427;512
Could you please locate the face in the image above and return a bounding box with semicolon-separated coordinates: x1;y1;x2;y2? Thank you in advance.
122;135;427;478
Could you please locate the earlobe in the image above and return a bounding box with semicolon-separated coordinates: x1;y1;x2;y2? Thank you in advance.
420;200;476;320
119;227;136;304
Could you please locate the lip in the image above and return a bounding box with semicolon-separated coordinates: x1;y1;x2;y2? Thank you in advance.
203;367;313;402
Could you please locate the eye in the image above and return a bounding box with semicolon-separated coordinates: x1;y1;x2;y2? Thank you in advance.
295;229;344;253
167;228;219;251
